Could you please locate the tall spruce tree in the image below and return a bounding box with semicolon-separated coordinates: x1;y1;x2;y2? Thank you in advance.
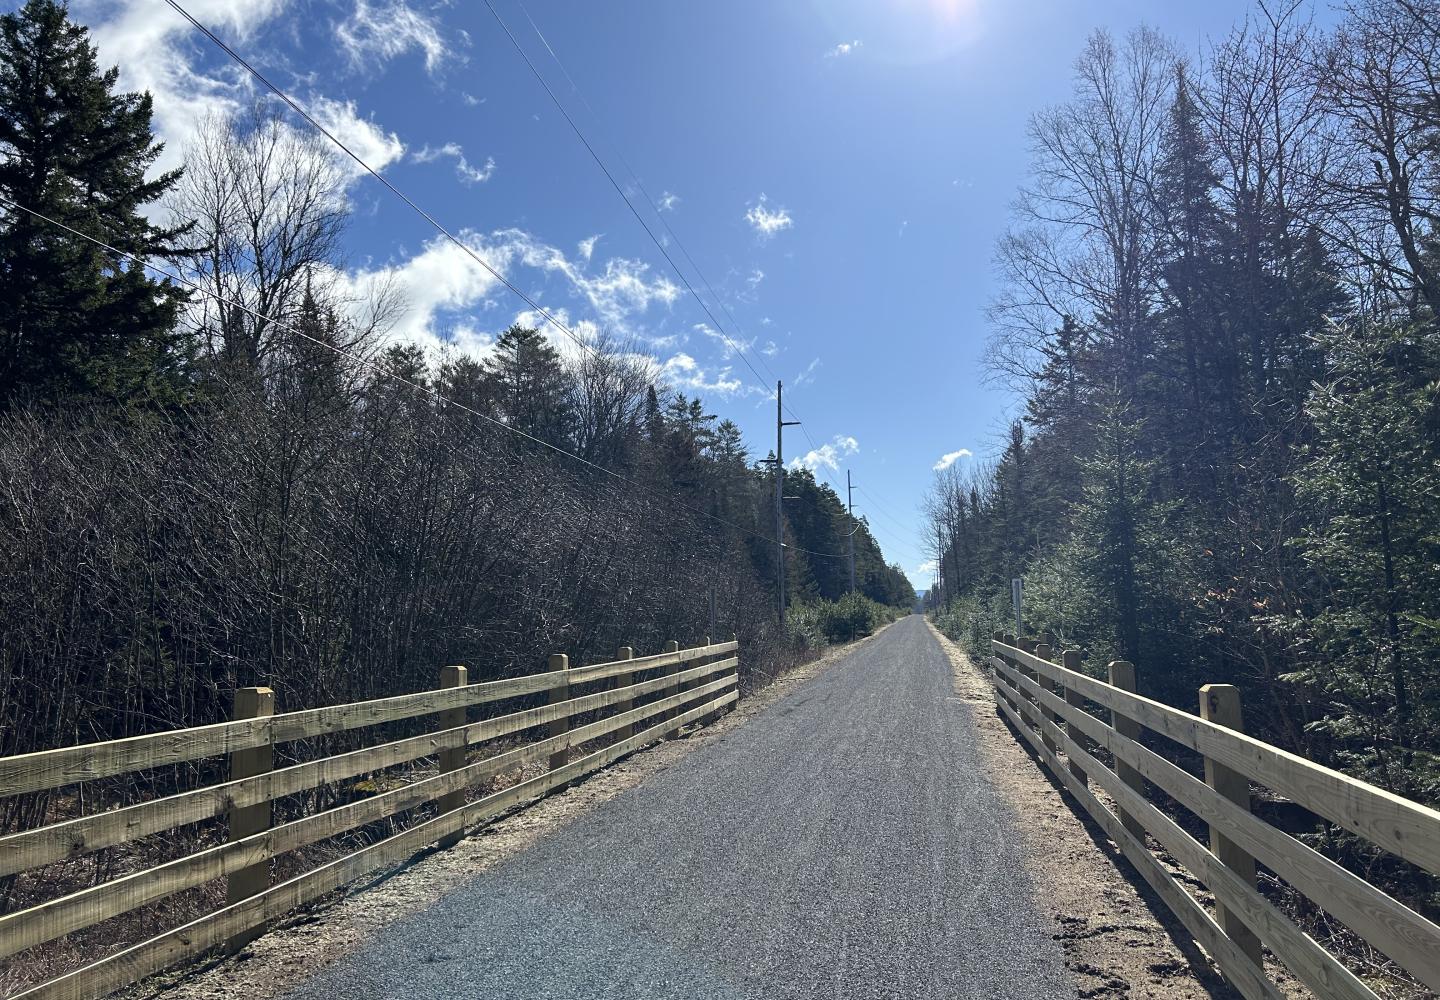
482;325;576;448
0;0;192;407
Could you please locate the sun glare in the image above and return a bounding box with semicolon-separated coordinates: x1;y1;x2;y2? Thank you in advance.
815;0;984;64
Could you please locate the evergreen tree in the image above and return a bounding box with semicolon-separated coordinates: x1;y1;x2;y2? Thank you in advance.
1063;395;1193;674
482;325;576;448
1287;321;1440;793
0;0;192;407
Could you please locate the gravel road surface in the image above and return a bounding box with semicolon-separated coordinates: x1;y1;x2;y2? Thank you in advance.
283;615;1073;999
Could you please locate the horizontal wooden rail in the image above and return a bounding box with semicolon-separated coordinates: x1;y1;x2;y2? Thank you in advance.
991;678;1284;1000
987;638;1440;999
993;657;1380;1000
0;673;737;957
10;686;739;1000
0;642;737;799
1;640;741;1000
996;641;1440;878
0;655;738;877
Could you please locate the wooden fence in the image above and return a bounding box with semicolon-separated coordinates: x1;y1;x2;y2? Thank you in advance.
987;632;1440;1000
0;638;741;1000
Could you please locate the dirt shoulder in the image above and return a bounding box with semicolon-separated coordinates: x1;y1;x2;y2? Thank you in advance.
927;620;1252;1000
125;629;893;1000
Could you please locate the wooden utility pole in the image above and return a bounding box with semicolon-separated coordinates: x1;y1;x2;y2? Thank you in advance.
846;469;857;594
772;380;801;624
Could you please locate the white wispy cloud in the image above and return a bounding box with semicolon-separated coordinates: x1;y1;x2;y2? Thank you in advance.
661;353;745;397
342;228;681;354
335;0;455;75
83;2;411;188
826;39;863;58
791;434;859;472
792;357;821;387
311;95;405;176
693;322;756;361
745;194;794;240
657;191;680;212
747;268;765;288
915;559;938;578
83;0;290;176
933;448;973;472
412;142;495;184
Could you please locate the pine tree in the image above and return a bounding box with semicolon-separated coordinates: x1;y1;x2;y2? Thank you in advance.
1287;321;1440;792
1063;394;1193;672
482;325;576;447
0;0;193;407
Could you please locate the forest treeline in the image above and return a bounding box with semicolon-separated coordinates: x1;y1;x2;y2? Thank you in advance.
0;0;913;797
927;0;1440;808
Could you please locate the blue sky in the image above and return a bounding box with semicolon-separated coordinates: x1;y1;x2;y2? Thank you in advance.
64;0;1272;589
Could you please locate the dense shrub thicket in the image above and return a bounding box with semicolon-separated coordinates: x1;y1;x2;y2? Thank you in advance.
0;0;915;843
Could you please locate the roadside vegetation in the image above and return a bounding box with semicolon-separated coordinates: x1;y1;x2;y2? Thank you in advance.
0;0;913;911
923;1;1440;989
787;593;903;648
925;0;1440;812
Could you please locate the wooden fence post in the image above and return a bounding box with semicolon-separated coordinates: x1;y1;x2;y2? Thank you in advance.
614;646;635;742
436;665;468;849
226;686;274;950
990;631;1006;711
1199;684;1263;967
999;633;1018;709
1061;649;1088;786
1015;637;1039;729
1034;642;1059;754
662;640;680;729
547;654;571;771
1107;661;1146;841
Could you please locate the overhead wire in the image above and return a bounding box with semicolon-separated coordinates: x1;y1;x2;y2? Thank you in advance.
488;0;777;394
857;486;917;537
160;0;854;559
499;0;859;519
0;194;849;559
160;0;600;370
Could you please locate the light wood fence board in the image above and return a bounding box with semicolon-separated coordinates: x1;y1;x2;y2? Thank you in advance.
993;641;1440;878
993;653;1440;993
0;657;737;876
992;689;1285;1000
9;688;739;1000
0;645;739;799
992;658;1377;1000
0;673;737;958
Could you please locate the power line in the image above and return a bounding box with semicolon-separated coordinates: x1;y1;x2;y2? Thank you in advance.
0;194;849;560
856;485;916;538
494;0;778;395
159;0;854;563
160;0;600;369
503;0;836;476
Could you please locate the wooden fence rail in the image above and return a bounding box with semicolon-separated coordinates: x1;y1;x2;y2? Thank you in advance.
986;634;1440;1000
0;639;740;1000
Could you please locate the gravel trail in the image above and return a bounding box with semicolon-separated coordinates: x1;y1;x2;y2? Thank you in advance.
283;615;1073;1000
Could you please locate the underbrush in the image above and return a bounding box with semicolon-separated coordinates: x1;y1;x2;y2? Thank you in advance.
785;593;904;649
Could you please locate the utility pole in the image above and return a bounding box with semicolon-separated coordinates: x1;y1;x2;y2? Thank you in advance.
846;469;857;594
771;380;801;624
